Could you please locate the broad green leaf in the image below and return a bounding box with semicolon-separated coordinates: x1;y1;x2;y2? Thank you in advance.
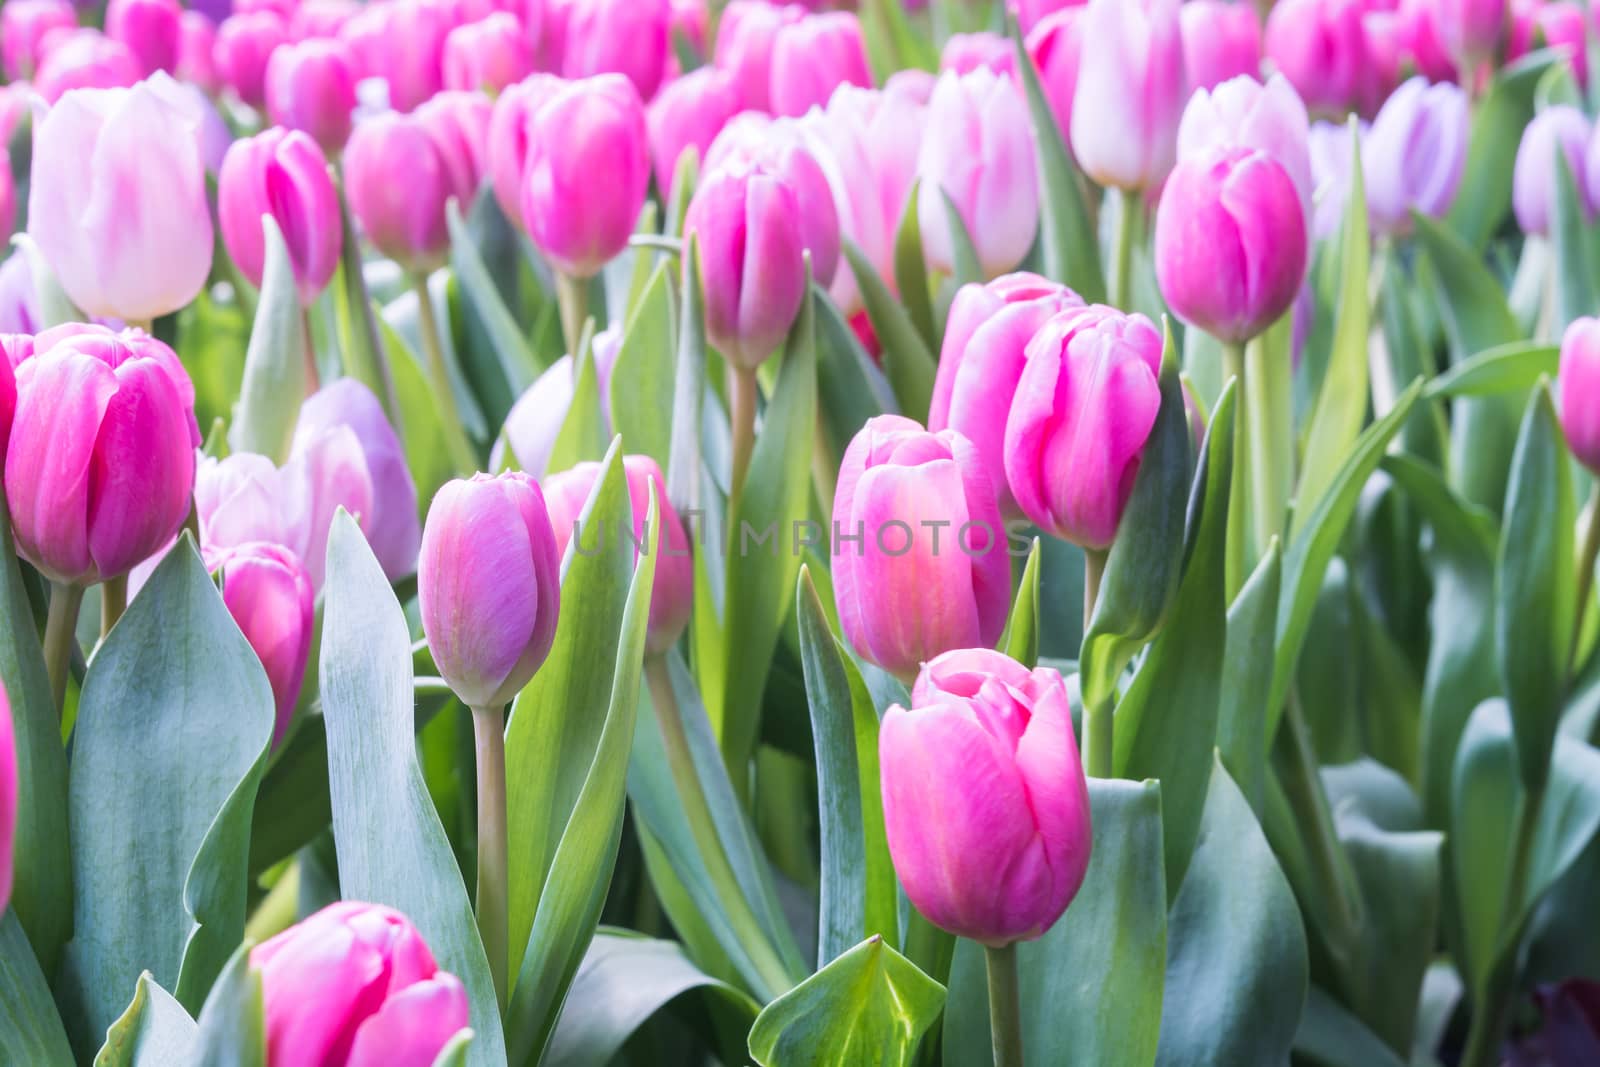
1448;53;1555;248
379;312;456;514
1376;255;1448;463
330;185;401;427
998;538;1042;669
246;716;332;879
229;215;304;463
1422;340;1560;400
57;540;274;1057
813;281;899;466
1155;758;1307;1067
667;238;709;507
448;195;542;392
0;911;72;1066
842;238;936;421
1551;150;1596;332
748;936;945;1067
96;973;196;1067
319;513;505;1066
1450;699;1520;997
943;780;1167;1067
607;261;677;471
1292;986;1408;1067
893;181;938;351
546;323;609;473
1218;541;1282;817
938;188;983;288
191;945;265;1067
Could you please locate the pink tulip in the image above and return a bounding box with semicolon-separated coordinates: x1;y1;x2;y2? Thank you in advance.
1176;73;1313;223
381;0;458;112
178;12;220;94
492;327;622;476
770;11;873;117
283;422;377;589
1155;146;1308;345
0;338;15;463
1433;0;1507;65
1070;0;1186;191
1025;7;1084;143
1180;0;1261;91
6;324;199;584
557;0;671;101
940;31;1017;79
1397;0;1459;83
1;0;76;82
918;68;1039;279
344;111;461;272
1265;0;1389;118
831;415;1011;681
0;683;13;915
216;10;290;109
219;127;343;306
1363;76;1469;234
1012;0;1088;34
713;0;803;112
338;3;393;81
543;455;693;655
880;648;1092;945
520;74;649;278
930;274;1084;517
1003;305;1163;549
646;66;741;192
292;0;362;40
486;72;566;229
1560;316;1600;473
419;472;562;709
266;38;359;154
195;452;299;555
105;0;181;76
1522;3;1590;89
215;541;314;745
0;153;13;247
29;75;214;320
443;13;533;94
32;30;141;103
252;902;470;1067
1513;104;1592;237
416;90;494;201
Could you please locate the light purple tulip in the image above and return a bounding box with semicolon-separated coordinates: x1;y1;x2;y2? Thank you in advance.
543;454;693;655
1177;73;1313;228
1070;0;1186;191
266;38;359;154
419;471;562;709
491;326;622;476
486;72;566;229
214;541;314;746
33;30;142;104
1560;316;1600;473
880;648;1091;945
252;902;470;1067
646;66;742;192
1513;104;1592;237
195;451;298;554
1004;305;1164;550
104;0;180;75
6;324;199;584
284;423;376;589
931;274;1084;517
831;415;1011;682
1362;76;1468;235
556;0;671;101
216;10;289;109
0;256;38;337
219;127;343;306
1307;117;1365;240
344;111;460;272
713;0;803;112
0;684;13;916
1025;8;1084;144
443;13;533;95
1180;0;1261;91
770;11;873;118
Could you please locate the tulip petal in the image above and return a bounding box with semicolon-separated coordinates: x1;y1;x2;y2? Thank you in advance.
346;974;470;1067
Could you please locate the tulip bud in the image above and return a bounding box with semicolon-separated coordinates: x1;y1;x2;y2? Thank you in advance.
930;274;1084;517
684;159;808;370
33;30;142;104
214;541;314;745
1363;76;1468;235
1176;72;1313;222
771;12;873;118
219;128;343;306
1560;316;1600;473
195;452;298;555
881;648;1091;945
1265;0;1389;118
2;0;77;81
6;325;199;584
381;0;457;112
1025;8;1084;143
543;455;692;655
940;31;1017;79
105;0;181;76
520;74;649;278
266;38;358;155
252;902;470;1067
420;472;562;709
714;0;802;112
417;90;493;201
0;683;11;916
560;0;671;101
647;66;741;192
292;0;361;41
1435;0;1507;66
487;73;566;229
492;327;622;476
1180;0;1262;91
916;68;1038;279
1514;105;1593;237
1071;0;1186;191
344;111;459;272
284;427;378;591
444;13;533;95
831;415;1010;681
1004;305;1163;549
178;12;220;95
216;11;290;110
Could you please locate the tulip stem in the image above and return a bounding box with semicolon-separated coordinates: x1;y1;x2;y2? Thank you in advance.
470;703;510;1012
100;576;127;641
984;943;1025;1067
1082;549;1113;778
411;275;480;475
556;273;589;361
1110;189;1142;311
729;366;759;508
1571;494;1600;677
1082;548;1107;631
44;582;84;720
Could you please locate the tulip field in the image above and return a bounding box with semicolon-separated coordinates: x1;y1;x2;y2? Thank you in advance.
5;0;1600;1064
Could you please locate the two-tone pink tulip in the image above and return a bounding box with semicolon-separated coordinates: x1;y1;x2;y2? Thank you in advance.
486;73;566;229
443;13;533;95
219;128;343;306
1070;0;1186;191
214;541;315;746
265;38;359;155
1560;317;1600;474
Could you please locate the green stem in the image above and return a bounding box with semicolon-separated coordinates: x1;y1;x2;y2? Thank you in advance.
1245;335;1292;553
43;583;84;720
984;942;1025;1067
335;170;401;427
471;704;509;1012
1571;494;1600;676
1110;189;1141;311
1222;341;1247;391
412;275;479;474
556;272;589;360
1222;340;1251;597
1082;548;1112;778
728;366;759;513
1083;547;1107;631
301;307;320;397
100;575;127;641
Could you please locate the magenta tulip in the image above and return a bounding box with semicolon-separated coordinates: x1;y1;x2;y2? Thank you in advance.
178;12;220;94
6;324;199;584
416;90;493;202
104;0;180;76
1180;0;1261;91
214;541;314;745
252;902;470;1067
1265;0;1389;118
487;73;566;229
266;38;359;155
1176;73;1313;224
1025;8;1084;144
1363;76;1469;235
930;274;1084;517
0;684;12;916
543;455;693;655
0;339;15;464
831;415;1010;681
646;66;742;192
216;10;290;109
558;0;671;101
880;648;1091;945
380;0;457;112
33;30;142;104
520;74;649;278
1514;105;1593;237
219;128;343;306
1;0;76;81
770;11;873;118
1560;317;1600;474
492;327;622;476
1397;0;1459;83
1014;0;1088;34
713;0;802;112
344;111;461;272
1070;0;1186;191
419;472;562;709
443;13;533;95
1004;305;1164;550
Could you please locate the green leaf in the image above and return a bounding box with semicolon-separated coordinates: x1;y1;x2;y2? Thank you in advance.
0;911;73;1066
505;484;660;1066
191;945;265;1067
429;1032;473;1067
998;538;1042;669
57;539;274;1057
893;180;938;351
1448;53;1555;248
748;936;945;1067
666;238;709;506
229;215;305;463
1218;542;1282;817
318;513;506;1067
1422;340;1560;400
546;324;609;473
938;188;983;288
1551;149;1596;332
1155;757;1307;1067
379;313;457;515
1496;383;1576;790
842;238;936;421
330;185;401;428
448;195;542;393
1292;986;1408;1067
607;261;677;471
95;973;195;1067
942;780;1167;1067
813;281;898;465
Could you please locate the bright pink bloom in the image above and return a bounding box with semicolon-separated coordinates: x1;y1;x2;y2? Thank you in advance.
443;12;533;94
292;0;361;40
770;11;872;117
1560;316;1600;473
0;337;15;463
1012;0;1088;34
416;90;493;200
219;127;343;305
1;0;77;82
646;66;741;192
32;30;141;103
1180;0;1261;90
380;0;458;112
105;0;181;76
1177;73;1313;223
713;0;802;112
344;111;462;272
0;684;12;916
215;541;314;745
1025;7;1084;142
486;72;566;228
1070;0;1187;190
1265;0;1389;117
216;10;290;109
557;0;671;101
266;38;359;154
178;12;220;94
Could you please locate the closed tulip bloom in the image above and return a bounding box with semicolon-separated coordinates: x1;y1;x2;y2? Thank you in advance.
33;30;142;104
1180;0;1262;91
1026;8;1085;143
770;12;873;118
105;0;181;76
6;325;199;584
416;90;493;200
1397;0;1458;83
492;327;622;476
0;684;11;916
1265;0;1388;117
543;455;693;654
1435;0;1507;65
266;38;358;155
918;68;1039;278
219;128;342;306
1177;73;1313;221
930;274;1084;517
714;0;802;111
178;12;220;94
940;31;1017;79
345;112;458;272
1513;105;1592;236
216;11;290;109
1363;76;1468;234
487;73;566;228
831;415;1010;681
880;648;1091;945
1004;305;1164;549
520;74;649;278
444;13;533;94
195;452;298;554
1070;0;1185;190
284;423;377;589
252;902;470;1067
293;0;361;41
684;160;808;369
559;0;670;100
2;0;76;82
215;541;314;745
381;0;457;112
1014;0;1088;34
647;66;741;192
1560;316;1600;473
